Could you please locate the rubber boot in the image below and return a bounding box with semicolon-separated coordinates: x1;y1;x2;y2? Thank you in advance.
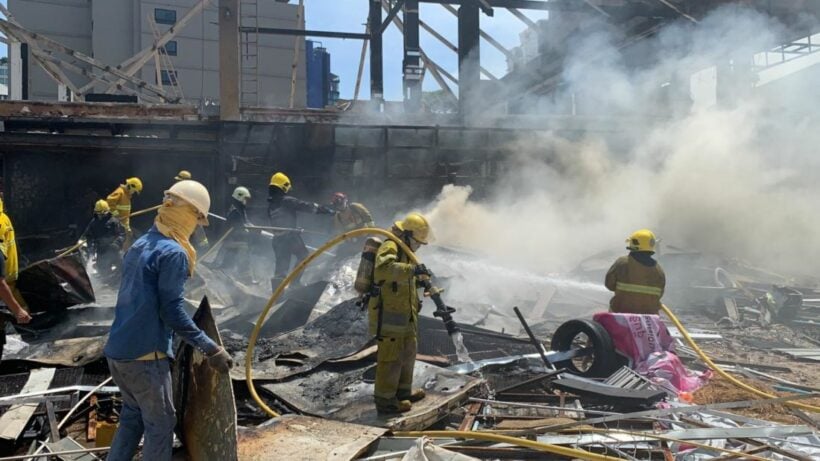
376;400;412;414
397;389;426;403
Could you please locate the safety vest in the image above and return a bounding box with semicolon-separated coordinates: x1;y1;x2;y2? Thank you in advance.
367;239;419;338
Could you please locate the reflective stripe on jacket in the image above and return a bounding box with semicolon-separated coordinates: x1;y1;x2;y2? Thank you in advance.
605;253;666;315
367;239;419;338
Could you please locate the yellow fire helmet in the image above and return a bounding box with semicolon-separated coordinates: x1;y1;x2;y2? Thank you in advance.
395;212;431;245
174;170;192;181
94;200;110;214
626;229;657;253
125;177;143;194
269;172;292;193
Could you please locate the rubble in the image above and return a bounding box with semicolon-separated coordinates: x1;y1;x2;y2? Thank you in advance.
1;245;819;460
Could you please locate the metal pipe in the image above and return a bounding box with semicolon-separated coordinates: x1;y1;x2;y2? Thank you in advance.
513;306;554;371
57;377;113;430
0;447;110;460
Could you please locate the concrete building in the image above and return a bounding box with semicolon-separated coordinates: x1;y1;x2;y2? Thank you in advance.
8;0;306;108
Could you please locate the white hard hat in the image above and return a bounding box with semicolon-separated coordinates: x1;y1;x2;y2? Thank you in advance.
232;186;251;204
166;180;211;225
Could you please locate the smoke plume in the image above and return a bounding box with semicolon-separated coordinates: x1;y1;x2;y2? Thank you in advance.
417;6;820;278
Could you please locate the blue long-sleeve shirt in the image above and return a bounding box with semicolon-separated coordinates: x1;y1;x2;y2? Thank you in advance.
104;226;218;360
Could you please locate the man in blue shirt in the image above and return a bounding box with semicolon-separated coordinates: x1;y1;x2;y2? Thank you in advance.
104;180;232;461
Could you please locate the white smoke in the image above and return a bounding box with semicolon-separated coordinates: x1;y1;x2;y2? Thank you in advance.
416;6;820;278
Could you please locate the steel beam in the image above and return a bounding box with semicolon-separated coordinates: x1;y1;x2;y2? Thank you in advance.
458;3;480;117
240;27;369;40
403;0;422;112
369;0;384;107
418;0;587;11
219;0;240;120
381;0;406;34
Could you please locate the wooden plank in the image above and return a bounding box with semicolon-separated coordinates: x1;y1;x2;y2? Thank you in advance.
45;400;60;442
458;402;482;431
237;415;386;461
0;368;57;441
86;396;98;442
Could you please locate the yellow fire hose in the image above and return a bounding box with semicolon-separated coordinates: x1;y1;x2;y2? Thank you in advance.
392;431;623;461
245;228;420;418
661;304;820;413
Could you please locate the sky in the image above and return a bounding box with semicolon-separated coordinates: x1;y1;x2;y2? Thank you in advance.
0;0;545;101
303;1;547;100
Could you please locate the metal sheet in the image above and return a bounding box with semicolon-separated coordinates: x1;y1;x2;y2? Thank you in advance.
2;335;107;367
172;297;238;461
261;362;482;431
0;368;56;441
237;414;386;461
537;425;815;446
16;253;95;315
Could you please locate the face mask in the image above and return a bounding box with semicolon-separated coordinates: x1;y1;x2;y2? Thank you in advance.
155;200;199;275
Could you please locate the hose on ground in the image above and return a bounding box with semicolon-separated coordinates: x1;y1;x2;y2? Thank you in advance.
661;304;820;413
393;431;622;461
246;228;419;418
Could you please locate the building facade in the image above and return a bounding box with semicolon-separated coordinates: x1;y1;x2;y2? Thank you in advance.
8;0;306;108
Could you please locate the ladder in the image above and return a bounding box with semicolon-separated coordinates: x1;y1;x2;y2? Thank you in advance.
240;0;260;107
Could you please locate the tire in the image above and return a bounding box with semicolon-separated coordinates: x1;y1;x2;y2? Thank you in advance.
550;319;621;378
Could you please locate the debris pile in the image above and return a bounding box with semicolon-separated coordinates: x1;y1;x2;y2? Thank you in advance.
1;248;818;460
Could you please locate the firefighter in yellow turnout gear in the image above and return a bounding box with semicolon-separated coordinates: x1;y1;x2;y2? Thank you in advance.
106;178;143;233
605;229;666;315
368;213;432;414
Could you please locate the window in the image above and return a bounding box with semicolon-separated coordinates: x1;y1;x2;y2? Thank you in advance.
154;8;177;25
163;41;178;56
158;70;178;86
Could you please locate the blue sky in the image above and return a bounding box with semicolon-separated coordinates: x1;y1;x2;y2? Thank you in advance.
0;1;547;100
304;2;547;99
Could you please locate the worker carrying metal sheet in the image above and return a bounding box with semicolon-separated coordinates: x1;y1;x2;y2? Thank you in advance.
103;180;232;461
267;172;334;290
605;229;666;315
329;192;374;258
368;212;432;414
0;197;31;362
80;200;126;280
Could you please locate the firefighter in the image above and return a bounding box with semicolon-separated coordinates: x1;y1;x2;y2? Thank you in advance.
605;229;666;315
368;212;431;414
217;186;254;282
267;172;333;290
81;200;126;278
0;197;31;362
330;192;375;258
106;177;143;232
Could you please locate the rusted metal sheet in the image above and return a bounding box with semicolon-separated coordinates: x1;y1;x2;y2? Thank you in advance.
0;100;198;119
16;254;95;315
237;414;386;461
261;362;482;431
173;297;238;461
